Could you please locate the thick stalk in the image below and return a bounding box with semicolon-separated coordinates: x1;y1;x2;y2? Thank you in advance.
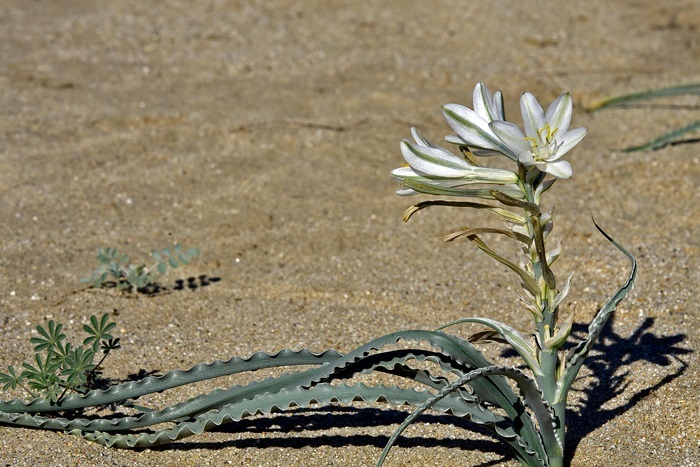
521;167;566;465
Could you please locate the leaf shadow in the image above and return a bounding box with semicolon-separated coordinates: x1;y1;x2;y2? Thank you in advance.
156;406;511;466
144;316;689;466
92;274;221;297
563;316;691;464
172;274;221;292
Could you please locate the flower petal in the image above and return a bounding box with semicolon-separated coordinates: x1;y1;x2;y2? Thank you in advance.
544;92;572;135
395;187;419;196
551;127;587;160
400;140;470;177
442;104;518;160
410;127;440;148
390;166;419;179
543;160;573;179
493;90;505;120
442;104;497;147
517;150;537;165
520;92;546;139
490;120;530;154
473;82;500;122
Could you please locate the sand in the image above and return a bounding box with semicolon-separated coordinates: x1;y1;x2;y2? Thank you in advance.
0;1;698;465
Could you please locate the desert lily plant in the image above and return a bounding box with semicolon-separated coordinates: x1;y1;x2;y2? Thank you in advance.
0;83;636;467
386;82;637;465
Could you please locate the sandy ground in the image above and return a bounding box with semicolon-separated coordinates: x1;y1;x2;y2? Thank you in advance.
0;1;699;466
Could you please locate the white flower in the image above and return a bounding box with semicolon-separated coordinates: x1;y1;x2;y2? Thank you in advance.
442;82;520;161
391;128;520;197
489;92;587;179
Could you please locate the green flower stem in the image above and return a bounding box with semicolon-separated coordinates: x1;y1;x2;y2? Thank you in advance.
519;165;567;465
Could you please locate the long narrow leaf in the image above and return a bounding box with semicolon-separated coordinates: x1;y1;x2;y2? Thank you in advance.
558;222;637;403
0;349;342;413
466;234;540;296
377;366;552;467
587;83;700;110
402;200;525;224
491;190;540;215
436;317;543;376
444;227;531;245
623;118;700;152
66;381;536;460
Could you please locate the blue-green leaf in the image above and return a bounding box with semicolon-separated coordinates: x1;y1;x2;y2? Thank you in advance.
437;317;543;376
557;222;637;403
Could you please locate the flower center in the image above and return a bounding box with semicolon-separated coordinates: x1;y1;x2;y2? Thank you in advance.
524;123;558;162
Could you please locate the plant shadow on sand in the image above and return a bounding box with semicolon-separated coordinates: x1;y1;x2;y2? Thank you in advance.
159;406;513;467
563;316;691;463
151;316;690;466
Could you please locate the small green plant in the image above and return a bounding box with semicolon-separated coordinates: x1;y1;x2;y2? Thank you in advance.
81;245;198;293
0;313;121;404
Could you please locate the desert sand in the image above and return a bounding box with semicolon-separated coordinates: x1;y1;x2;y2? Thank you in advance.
0;1;698;466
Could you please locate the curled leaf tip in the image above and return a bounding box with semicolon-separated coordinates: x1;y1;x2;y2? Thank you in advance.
591;218;614;243
402;205;420;222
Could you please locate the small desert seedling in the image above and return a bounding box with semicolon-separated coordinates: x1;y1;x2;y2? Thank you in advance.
0;313;120;404
81;245;198;293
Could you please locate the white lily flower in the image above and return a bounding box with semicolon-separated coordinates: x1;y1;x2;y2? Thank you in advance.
442;82;520;161
490;91;587;179
391;128;520;196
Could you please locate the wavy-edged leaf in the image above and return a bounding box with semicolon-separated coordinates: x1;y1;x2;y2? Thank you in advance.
557;222;637;403
0;330;548;462
378;366;554;467
436;317;543;377
1;334;540;455
0;348;343;414
0;330;545;459
1;348;493;435
65;382;530;459
313;330;545;459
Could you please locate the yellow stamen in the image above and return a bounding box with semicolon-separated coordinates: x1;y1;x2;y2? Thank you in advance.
524;136;538;148
523;123;560;162
540;123;558;144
